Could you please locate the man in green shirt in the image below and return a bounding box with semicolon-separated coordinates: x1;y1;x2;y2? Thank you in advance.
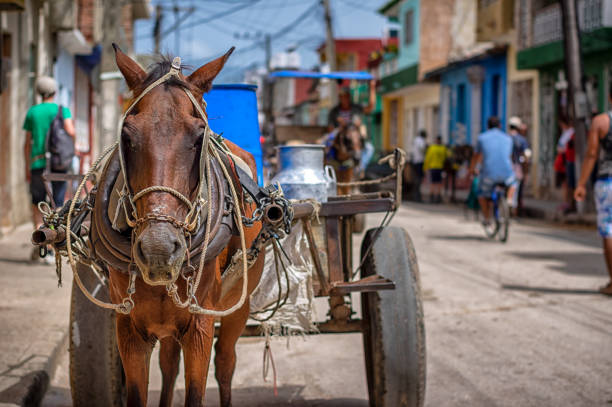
23;76;75;232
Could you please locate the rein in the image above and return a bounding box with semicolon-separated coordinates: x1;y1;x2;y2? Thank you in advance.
65;57;251;316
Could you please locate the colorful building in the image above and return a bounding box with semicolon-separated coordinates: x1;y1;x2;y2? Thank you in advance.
377;0;456;154
428;47;508;145
516;0;612;197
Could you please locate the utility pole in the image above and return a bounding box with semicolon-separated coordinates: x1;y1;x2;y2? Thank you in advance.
154;5;163;54
265;33;271;71
560;0;589;213
263;34;274;143
98;0;124;155
322;0;337;105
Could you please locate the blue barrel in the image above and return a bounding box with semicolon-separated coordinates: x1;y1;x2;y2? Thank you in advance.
204;84;264;186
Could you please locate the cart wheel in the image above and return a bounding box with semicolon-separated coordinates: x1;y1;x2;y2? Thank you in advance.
69;263;125;406
361;227;426;407
352;213;366;234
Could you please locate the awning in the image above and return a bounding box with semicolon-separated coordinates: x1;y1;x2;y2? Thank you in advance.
269;70;374;81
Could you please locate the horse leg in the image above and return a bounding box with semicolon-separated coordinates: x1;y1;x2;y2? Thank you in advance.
214;300;250;407
181;315;215;407
158;336;181;407
116;315;155;407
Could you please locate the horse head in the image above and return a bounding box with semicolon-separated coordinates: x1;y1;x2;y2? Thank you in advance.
113;45;233;286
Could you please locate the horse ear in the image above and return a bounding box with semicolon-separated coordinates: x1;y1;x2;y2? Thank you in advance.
112;43;146;90
187;47;235;93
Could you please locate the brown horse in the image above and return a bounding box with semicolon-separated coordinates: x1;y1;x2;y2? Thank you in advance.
108;46;265;406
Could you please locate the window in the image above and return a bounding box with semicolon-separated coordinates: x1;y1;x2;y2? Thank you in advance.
404;9;414;45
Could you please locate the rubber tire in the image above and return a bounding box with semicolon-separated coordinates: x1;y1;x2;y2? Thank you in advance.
69;262;125;406
497;196;510;243
361;227;426;407
352;213;366;234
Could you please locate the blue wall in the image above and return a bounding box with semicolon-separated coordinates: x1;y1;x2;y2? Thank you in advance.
440;54;507;145
398;0;420;70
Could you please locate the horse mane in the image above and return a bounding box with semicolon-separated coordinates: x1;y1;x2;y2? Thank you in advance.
135;55;197;95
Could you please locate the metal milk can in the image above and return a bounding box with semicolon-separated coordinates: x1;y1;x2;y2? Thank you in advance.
270;145;336;202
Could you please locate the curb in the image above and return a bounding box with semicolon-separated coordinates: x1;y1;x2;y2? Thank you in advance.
0;329;69;407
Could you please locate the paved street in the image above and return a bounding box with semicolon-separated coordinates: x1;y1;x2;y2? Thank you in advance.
39;202;612;406
0;225;71;406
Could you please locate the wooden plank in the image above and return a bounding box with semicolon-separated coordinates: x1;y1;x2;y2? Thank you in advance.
325;217;343;284
319;198;394;217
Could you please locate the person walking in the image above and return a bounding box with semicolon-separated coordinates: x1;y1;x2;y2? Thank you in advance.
558;116;577;213
23;76;75;258
410;130;427;201
508;116;530;215
574;85;612;295
423;135;447;203
469;117;516;226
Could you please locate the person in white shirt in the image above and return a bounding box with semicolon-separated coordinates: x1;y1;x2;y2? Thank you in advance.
411;130;427;201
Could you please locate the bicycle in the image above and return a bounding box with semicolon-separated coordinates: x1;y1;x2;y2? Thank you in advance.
482;183;510;242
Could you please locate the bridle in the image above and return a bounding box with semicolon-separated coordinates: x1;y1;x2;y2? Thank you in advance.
116;57;210;235
65;56;253;317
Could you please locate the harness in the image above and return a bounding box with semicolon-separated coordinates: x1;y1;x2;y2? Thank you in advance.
58;57;292;316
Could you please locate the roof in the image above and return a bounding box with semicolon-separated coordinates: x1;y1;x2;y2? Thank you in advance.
378;0;401;16
424;45;507;81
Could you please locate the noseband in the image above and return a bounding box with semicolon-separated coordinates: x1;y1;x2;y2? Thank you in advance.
116;57;210;235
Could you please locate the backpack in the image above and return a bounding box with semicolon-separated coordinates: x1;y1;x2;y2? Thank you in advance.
46;105;74;172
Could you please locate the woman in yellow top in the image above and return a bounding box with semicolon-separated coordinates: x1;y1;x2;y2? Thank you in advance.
423;136;448;203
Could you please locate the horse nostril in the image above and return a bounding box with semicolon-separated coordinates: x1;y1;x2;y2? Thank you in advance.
148;271;155;280
174;240;181;253
165;272;172;280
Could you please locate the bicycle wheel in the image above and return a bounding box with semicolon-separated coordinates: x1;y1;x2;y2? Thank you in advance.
497;195;510;242
482;197;499;238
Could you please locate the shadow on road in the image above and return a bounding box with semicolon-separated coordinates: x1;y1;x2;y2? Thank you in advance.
428;234;488;242
0;257;32;265
501;283;602;295
506;251;606;276
43;385;369;407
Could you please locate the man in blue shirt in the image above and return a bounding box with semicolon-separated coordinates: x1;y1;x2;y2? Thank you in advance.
469;116;517;225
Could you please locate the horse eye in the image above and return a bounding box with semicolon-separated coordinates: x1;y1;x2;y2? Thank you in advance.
122;130;137;150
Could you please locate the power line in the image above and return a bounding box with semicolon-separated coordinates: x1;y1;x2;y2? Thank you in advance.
165;0;263;35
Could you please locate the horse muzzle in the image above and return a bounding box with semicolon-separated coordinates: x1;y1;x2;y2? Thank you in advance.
133;221;187;286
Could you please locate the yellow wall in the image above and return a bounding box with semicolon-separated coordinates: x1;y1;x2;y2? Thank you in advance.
382;83;440;151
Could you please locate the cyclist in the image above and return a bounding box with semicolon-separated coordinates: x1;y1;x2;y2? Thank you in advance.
469;116;517;227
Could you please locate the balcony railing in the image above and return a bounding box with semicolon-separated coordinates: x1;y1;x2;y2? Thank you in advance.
532;0;603;47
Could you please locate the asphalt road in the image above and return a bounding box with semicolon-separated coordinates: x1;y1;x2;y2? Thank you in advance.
42;202;612;406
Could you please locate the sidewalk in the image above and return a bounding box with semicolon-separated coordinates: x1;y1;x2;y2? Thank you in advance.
0;225;71;407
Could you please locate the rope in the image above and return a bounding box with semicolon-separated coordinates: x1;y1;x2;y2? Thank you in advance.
262;330;279;397
65;142;138;314
132;185;194;210
185;146;250;316
336;148;406;187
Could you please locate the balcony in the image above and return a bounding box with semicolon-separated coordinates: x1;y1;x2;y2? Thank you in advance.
476;0;515;42
532;0;605;47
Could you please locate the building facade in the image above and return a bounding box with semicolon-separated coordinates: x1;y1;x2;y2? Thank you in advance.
517;0;612;197
0;0;148;232
378;0;455;154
